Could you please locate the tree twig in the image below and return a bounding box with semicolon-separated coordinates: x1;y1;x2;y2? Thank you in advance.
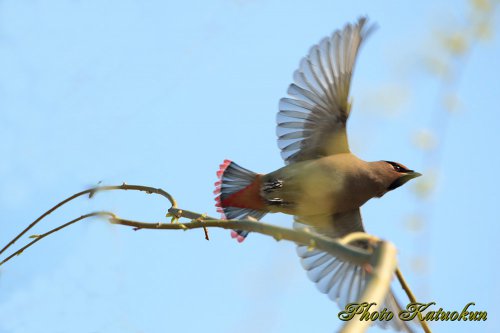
0;184;177;257
109;216;372;265
0;212;116;266
396;268;432;333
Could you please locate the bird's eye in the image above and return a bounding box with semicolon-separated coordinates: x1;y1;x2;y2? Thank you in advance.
393;164;403;172
384;161;409;173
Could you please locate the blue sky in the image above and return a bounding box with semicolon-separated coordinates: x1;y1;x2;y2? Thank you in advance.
0;1;499;332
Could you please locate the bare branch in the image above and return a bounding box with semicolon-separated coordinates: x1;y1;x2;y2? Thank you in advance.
110;216;372;265
0;212;116;266
396;268;432;333
0;184;176;257
342;241;398;333
0;185;429;332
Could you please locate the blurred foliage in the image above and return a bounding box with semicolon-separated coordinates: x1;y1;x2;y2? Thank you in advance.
414;0;497;195
422;0;497;81
404;214;425;233
412;129;437;151
407;0;498;291
412;169;437;200
442;93;462;113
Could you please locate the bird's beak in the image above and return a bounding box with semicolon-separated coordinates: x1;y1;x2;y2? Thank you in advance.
399;171;422;185
387;171;422;191
405;171;422;180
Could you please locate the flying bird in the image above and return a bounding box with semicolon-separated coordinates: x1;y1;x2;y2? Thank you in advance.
214;17;420;332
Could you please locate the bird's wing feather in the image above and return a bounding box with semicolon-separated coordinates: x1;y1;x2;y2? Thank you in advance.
294;210;415;332
277;17;375;164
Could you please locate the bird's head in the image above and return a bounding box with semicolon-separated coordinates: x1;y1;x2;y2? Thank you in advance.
373;161;422;197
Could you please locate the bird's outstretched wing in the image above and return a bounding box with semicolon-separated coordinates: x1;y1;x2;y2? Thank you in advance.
277;17;375;164
294;210;414;332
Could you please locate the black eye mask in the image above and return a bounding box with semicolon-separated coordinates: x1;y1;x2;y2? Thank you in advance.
384;161;413;173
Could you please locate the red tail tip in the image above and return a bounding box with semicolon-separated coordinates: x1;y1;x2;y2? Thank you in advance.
216;159;232;178
214;159;232;220
230;231;246;243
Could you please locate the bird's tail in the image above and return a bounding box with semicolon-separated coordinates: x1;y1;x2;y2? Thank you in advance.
214;160;268;242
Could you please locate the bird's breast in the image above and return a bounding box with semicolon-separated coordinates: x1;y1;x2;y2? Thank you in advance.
262;156;378;216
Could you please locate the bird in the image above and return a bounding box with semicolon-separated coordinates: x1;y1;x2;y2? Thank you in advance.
213;17;420;332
